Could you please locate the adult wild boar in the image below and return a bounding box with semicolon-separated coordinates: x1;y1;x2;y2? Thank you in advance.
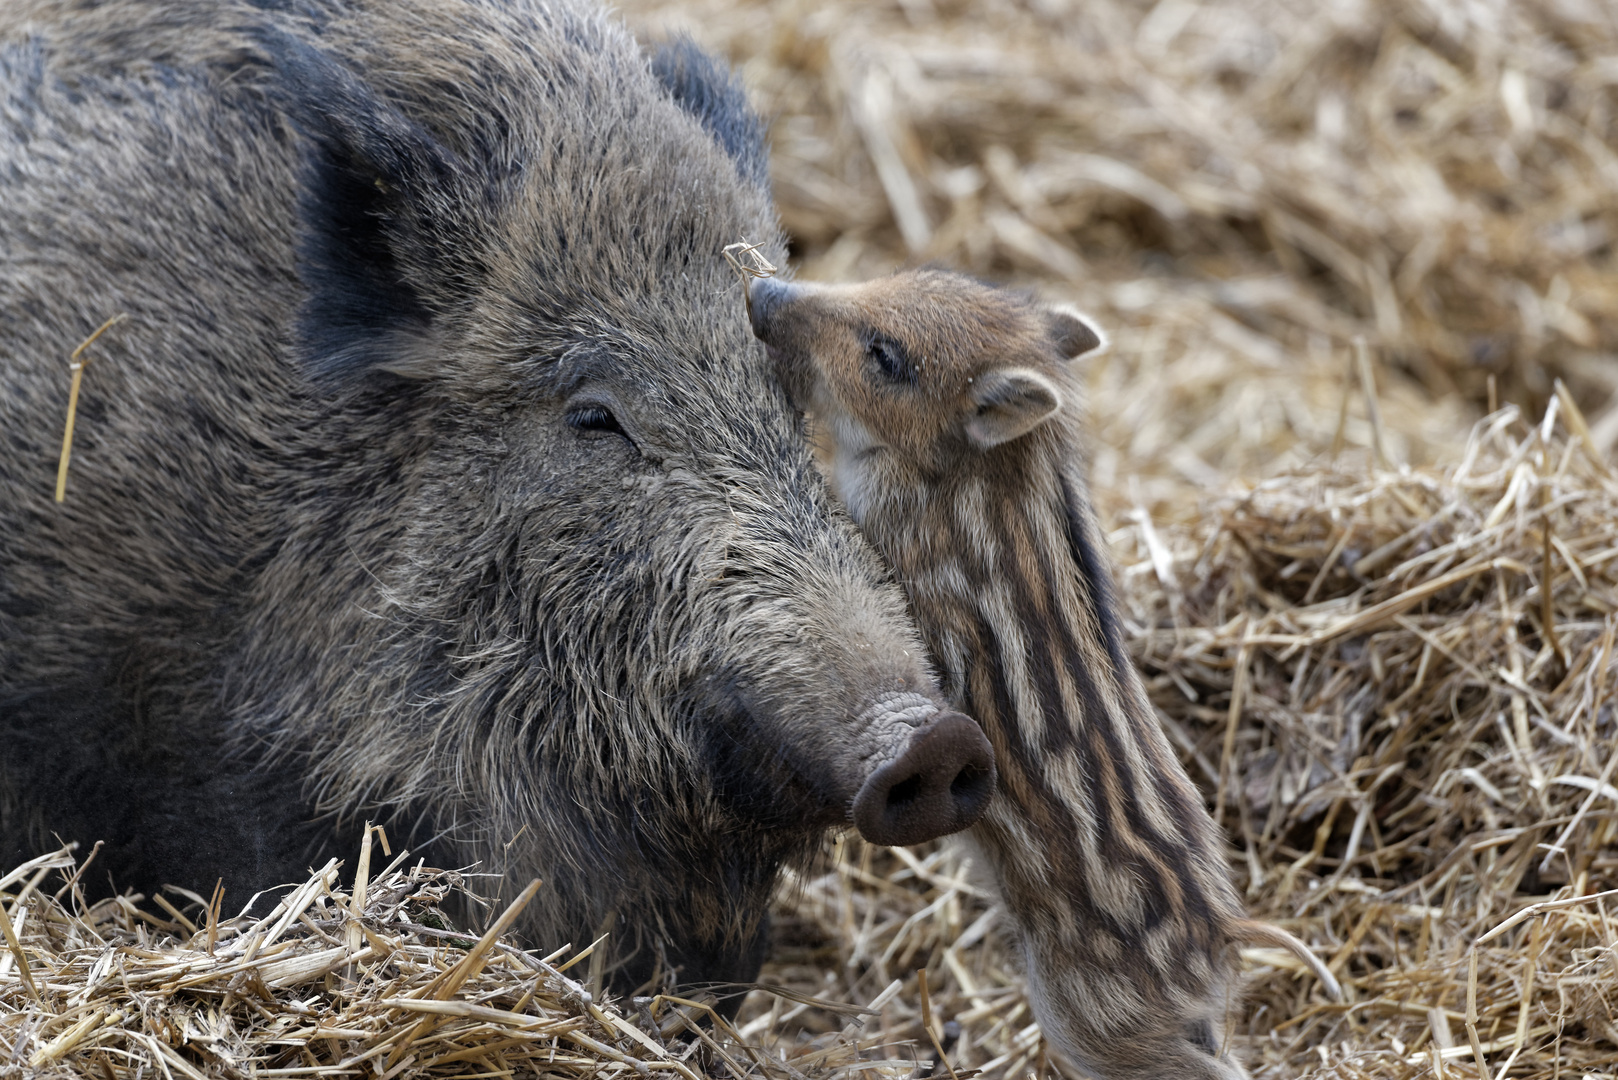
0;0;994;994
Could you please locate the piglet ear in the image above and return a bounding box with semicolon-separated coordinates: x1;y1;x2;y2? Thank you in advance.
965;368;1062;449
1047;305;1107;361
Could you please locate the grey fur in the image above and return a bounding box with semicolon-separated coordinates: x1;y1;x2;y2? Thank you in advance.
0;0;976;996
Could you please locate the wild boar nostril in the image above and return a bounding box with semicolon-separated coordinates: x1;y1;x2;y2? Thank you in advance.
886;773;924;808
851;711;996;846
951;761;991;800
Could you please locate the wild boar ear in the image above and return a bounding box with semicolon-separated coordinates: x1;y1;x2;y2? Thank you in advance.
651;38;770;191
1047;305;1107;361
965;368;1062;449
256;27;471;382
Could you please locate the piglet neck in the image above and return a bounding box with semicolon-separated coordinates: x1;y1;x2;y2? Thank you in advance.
869;440;1245;1045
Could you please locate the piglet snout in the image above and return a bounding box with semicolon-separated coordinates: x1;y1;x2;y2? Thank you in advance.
746;276;802;337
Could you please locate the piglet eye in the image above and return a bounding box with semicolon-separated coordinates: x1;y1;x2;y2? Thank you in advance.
866;334;913;384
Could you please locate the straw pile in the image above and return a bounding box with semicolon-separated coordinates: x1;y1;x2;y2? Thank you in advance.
1117;407;1618;1077
6;0;1617;1076
0;835;876;1080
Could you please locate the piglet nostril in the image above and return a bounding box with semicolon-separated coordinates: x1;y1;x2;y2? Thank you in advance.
851;711;996;847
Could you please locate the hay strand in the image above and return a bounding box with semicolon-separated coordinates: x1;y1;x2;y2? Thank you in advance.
53;313;126;504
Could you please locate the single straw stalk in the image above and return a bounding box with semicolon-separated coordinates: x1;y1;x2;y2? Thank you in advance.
54;313;127;503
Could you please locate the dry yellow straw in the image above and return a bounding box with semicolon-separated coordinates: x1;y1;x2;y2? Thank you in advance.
1465;948;1492;1080
1354;336;1390;469
347;822;389;958
54;313;127;503
0;888;41;1004
722;239;778;282
385;877;543;1069
916;968;959;1080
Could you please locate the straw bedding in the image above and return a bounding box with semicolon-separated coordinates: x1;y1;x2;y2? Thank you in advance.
4;0;1616;1076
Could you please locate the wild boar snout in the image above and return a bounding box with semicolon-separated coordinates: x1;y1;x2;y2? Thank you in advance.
702;570;995;844
852;700;995;846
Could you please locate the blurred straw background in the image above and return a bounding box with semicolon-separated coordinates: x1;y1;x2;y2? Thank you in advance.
4;0;1617;1077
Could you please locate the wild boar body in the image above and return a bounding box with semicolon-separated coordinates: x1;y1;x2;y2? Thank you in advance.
0;0;992;993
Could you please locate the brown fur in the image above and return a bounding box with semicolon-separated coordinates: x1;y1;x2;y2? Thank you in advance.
750;270;1336;1079
0;0;988;1001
